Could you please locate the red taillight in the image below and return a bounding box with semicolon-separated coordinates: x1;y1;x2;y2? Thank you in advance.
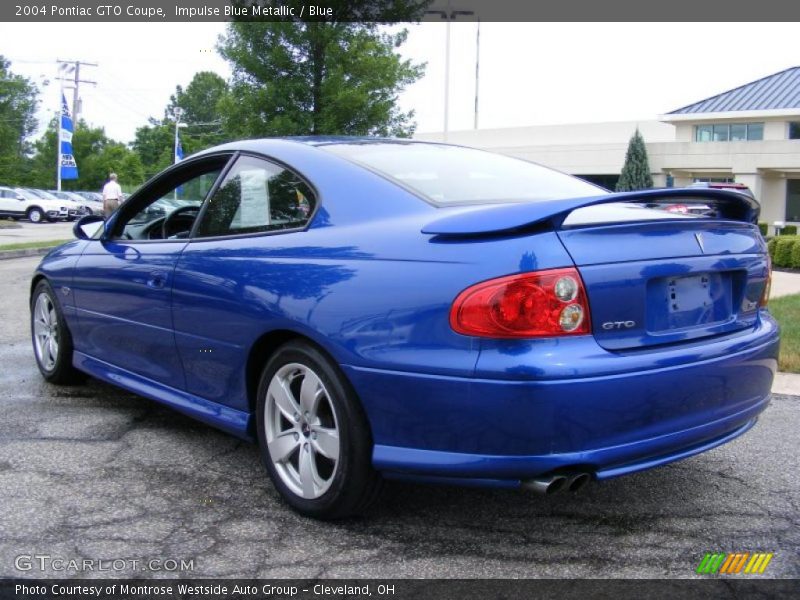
450;268;591;338
760;255;772;307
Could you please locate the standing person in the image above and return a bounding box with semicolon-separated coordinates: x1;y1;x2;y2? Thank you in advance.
102;173;123;217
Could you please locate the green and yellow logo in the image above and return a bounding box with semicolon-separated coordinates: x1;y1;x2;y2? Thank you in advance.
697;552;774;575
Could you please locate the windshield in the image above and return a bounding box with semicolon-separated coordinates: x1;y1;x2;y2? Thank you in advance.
25;189;59;201
15;189;39;201
321;142;606;205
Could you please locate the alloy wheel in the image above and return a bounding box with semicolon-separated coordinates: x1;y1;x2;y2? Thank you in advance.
32;292;59;371
264;362;340;499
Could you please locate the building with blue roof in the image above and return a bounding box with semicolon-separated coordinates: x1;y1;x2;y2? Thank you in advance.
418;67;800;231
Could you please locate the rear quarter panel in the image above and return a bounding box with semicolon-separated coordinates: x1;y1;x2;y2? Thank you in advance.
170;143;578;410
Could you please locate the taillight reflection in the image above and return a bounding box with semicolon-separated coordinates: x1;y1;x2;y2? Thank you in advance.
760;256;772;307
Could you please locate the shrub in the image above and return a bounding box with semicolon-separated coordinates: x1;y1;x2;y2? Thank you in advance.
792;240;800;269
758;222;768;236
773;237;798;268
767;237;780;261
780;224;798;235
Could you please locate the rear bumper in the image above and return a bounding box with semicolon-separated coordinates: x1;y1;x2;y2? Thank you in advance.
345;314;779;485
373;408;763;488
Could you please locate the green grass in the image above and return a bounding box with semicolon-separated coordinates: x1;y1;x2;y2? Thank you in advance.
0;239;71;252
769;293;800;373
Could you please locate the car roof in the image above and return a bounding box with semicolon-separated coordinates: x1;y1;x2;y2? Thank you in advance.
194;136;440;157
283;136;423;146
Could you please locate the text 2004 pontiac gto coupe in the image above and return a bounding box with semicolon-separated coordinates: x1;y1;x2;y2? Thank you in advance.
30;138;778;518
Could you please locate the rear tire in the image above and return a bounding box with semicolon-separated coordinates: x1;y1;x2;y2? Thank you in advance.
27;207;44;224
31;280;86;385
256;340;381;519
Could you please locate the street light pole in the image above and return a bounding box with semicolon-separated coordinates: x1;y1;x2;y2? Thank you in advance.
173;107;184;200
444;17;451;141
474;21;480;130
173;107;183;165
426;3;475;142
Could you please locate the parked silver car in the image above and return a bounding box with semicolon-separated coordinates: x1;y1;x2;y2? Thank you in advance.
49;190;100;216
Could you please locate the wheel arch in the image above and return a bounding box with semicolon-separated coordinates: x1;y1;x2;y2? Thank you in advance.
244;329;359;417
30;273;47;304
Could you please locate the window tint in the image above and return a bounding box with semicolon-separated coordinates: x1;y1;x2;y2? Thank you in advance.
712;124;729;141
746;123;764;140
118;168;221;240
787;180;800;222
695;122;763;142
695;125;712;142
195;156;315;238
322;143;604;205
730;123;747;141
790;122;800;140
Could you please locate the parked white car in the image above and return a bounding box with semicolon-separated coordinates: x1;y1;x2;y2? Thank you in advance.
0;186;69;223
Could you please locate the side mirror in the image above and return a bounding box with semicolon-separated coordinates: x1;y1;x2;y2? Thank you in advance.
16;196;24;201
73;214;105;240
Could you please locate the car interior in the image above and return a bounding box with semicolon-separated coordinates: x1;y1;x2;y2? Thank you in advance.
112;155;314;241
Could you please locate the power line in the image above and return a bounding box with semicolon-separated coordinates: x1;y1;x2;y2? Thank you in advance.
56;59;98;127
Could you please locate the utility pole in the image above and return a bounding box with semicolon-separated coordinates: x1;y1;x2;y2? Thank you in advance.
56;59;97;127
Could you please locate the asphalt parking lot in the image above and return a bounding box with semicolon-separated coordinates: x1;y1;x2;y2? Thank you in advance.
0;255;798;579
0;220;75;244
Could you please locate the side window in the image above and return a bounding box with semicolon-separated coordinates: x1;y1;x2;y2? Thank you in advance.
194;156;315;238
116;167;222;241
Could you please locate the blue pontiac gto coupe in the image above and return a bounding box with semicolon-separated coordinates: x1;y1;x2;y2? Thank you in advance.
30;139;778;518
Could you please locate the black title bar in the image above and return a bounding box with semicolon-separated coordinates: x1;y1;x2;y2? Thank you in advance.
2;579;800;600
5;0;800;22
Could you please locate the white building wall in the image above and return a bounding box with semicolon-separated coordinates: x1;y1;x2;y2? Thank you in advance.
416;117;800;227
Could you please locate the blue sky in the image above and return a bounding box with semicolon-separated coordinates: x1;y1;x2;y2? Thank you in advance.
2;22;799;143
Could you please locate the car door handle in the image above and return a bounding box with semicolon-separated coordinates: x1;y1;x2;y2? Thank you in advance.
147;271;167;289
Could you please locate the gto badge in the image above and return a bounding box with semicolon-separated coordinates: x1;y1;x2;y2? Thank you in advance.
602;321;636;330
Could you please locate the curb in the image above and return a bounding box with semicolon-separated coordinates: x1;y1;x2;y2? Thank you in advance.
0;246;56;261
773;372;800;396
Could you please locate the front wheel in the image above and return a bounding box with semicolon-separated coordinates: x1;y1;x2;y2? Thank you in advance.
256;340;381;519
31;280;85;384
27;207;44;223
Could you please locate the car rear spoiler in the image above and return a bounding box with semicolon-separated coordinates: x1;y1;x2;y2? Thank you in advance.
421;188;760;236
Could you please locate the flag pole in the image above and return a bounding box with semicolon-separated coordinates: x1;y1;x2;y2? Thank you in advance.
56;103;62;192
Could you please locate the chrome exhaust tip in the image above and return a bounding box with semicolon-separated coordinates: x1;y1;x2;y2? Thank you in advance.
521;474;568;495
567;472;591;492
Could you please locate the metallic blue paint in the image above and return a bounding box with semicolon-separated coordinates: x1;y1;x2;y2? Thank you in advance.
32;138;779;491
422;187;761;234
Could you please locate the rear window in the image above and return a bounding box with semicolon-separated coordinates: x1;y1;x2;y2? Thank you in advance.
321;142;606;205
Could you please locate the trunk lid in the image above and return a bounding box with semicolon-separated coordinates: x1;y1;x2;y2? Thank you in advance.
558;206;768;351
421;188;768;351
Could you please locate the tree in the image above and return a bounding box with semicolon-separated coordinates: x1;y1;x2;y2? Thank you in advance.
616;128;653;192
133;72;230;180
27;119;144;191
165;71;229;150
132;119;175;180
0;56;39;184
217;16;425;138
166;71;228;125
